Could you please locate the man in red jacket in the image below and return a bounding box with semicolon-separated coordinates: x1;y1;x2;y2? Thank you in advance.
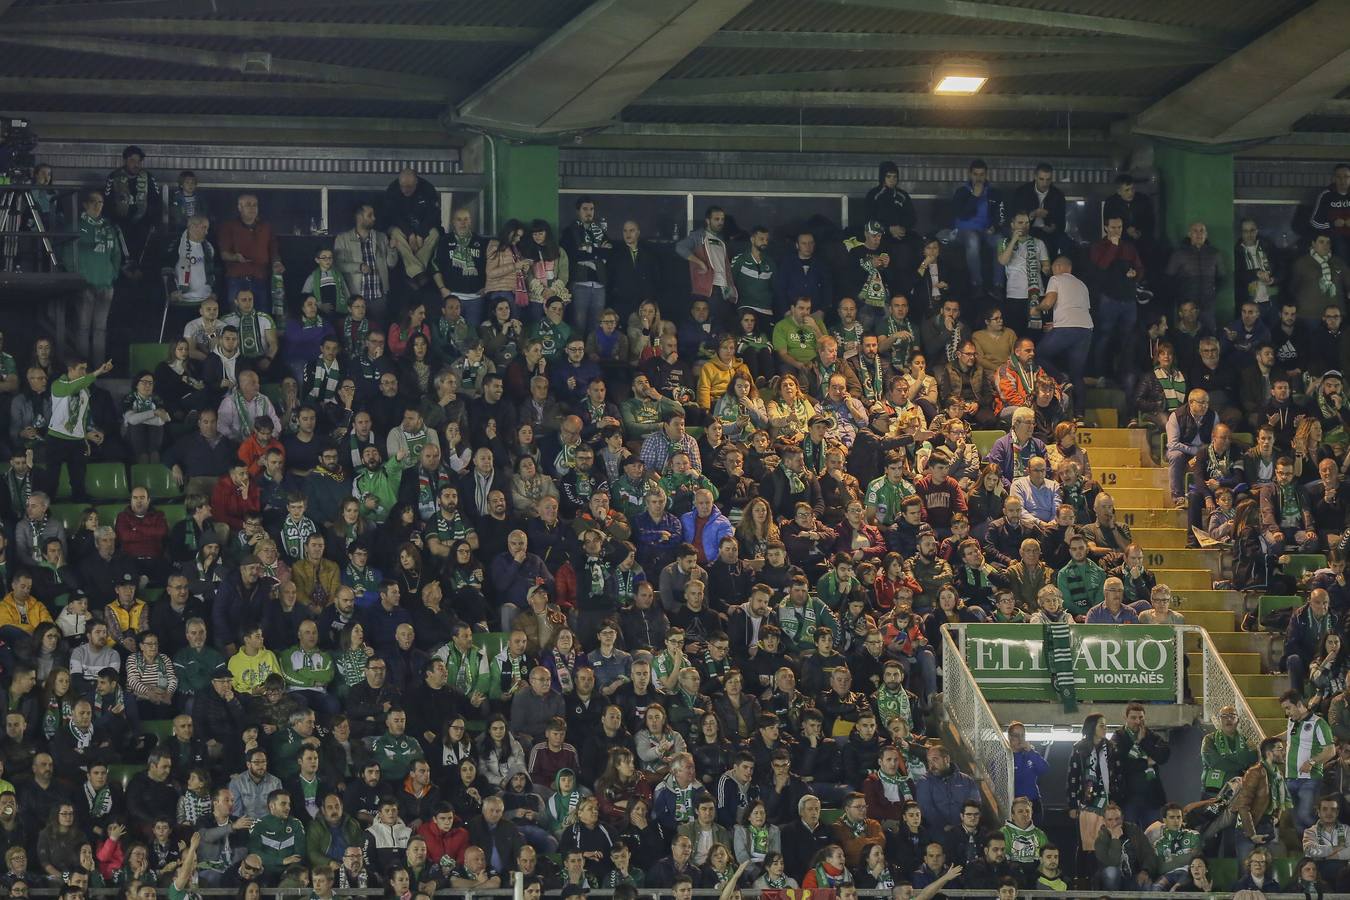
416;803;469;871
114;486;170;584
862;745;914;830
217;193;283;311
211;463;261;531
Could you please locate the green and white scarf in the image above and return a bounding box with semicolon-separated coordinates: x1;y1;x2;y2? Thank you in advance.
1313;248;1337;297
307;358;341;403
875;685;913;731
1044;620;1076;711
125;391;159;415
310;266;350;313
237;312;265;357
875;767;912;803
1154;368;1186;411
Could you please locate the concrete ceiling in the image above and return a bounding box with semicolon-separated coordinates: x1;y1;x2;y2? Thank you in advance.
0;0;1345;156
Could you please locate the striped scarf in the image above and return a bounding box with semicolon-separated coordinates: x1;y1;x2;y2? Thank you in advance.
1044;620;1076;711
1313;248;1337;297
1154;367;1186;411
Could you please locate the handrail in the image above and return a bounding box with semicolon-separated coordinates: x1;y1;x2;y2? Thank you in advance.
1184;623;1267;744
940;623;1015;819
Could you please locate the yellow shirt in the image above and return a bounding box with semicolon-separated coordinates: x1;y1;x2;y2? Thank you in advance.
228;648;280;693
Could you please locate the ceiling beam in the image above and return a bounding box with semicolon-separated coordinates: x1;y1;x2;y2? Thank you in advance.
0;77;444;101
644;55;1203;98
809;0;1233;46
3;0;445;22
13;110;446;134
456;0;752;136
0;34;457;96
2;19;546;43
635;90;1146;113
703;31;1227;57
604;121;1108;143
1134;0;1350;143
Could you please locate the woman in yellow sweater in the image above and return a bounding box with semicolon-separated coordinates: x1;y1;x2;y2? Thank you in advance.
697;336;753;410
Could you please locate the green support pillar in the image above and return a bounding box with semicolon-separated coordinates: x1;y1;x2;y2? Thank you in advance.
1153;141;1236;324
491;142;559;234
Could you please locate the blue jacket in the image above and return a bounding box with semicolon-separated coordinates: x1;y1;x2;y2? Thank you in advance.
489;550;555;608
953;181;1004;232
772;254;833;316
915;767;980;833
680;505;733;564
1013;747;1050;802
985;433;1047;488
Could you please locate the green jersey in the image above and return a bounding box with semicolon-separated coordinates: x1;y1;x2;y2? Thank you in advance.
771;316;819;365
1286;713;1334;779
731;249;775;315
865;475;914;526
1152;827;1201;872
530;318;573;362
370;732;424;781
1002;821;1049;866
49;372;98;440
249;814;306;874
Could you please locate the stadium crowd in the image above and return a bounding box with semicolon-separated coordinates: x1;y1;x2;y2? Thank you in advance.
5;150;1350;899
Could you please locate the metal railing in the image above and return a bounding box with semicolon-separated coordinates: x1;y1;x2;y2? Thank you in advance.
940;624;1015;819
1187;623;1268;744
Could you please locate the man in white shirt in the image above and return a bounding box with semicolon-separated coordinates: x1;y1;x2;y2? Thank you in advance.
170;215;215;305
1033;256;1093;417
184;296;224;362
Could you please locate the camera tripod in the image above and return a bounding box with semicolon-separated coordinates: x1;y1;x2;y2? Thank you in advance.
0;184;58;273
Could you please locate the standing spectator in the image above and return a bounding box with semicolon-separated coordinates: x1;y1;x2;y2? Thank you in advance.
1112;702;1170;829
1034;257;1093;418
334;204;397;324
676;207;734;328
64;191;121;367
1310;162;1350;262
102;145;160;279
216;193;282;311
1012;163;1067;258
1235;218;1283;320
1291;234;1349;321
1231;736;1287;862
1281;689;1335;830
1088;215;1145;382
951;159;1005;297
559;197;612;338
1166;222;1224;331
772;232;832;320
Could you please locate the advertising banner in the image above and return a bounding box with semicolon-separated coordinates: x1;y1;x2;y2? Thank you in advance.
962;624;1178;701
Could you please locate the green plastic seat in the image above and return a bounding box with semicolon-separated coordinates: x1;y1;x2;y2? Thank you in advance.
1273;857;1298;886
141;587;164;605
162;503;187;530
1230;432;1253;448
139;718;175;738
84;462;128;501
128;342;171;377
96;503;123;526
48;503;88;532
131;463;181;500
108;763;140;793
1208;858;1238;891
820;808;845;825
972;430;1002;456
55;465;72;500
1257;594;1303;627
474;632;507;660
1284;553;1328;581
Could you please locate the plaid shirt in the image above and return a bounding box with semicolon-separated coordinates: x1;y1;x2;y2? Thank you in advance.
359;233;383;303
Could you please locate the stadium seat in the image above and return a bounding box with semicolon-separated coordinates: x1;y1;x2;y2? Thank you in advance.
820;808;845;825
142;587;164;605
131;463;181;500
139;718;175;738
56;465;72;500
972;430;1002;456
474;632;507;660
1284;553;1327;582
108;763;140;793
84;463;128;501
48;503;87;532
1273;857;1298;885
1208;858;1238;891
128;342;171;377
1257;595;1303;627
162;503;187;530
97;504;123;526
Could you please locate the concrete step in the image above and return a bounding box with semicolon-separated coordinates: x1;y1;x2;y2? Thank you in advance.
1154;568;1219;590
1104;486;1172;507
1248;695;1288;718
1082;446;1145;468
1118;507;1187;529
1187;651;1263;674
1078;428;1152;450
1188;631;1263;654
1189;671;1282;695
1096;467;1170;489
1085;409;1119;428
1184;609;1241;631
1172;589;1243;611
1140;547;1223;571
1132;527;1190;548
